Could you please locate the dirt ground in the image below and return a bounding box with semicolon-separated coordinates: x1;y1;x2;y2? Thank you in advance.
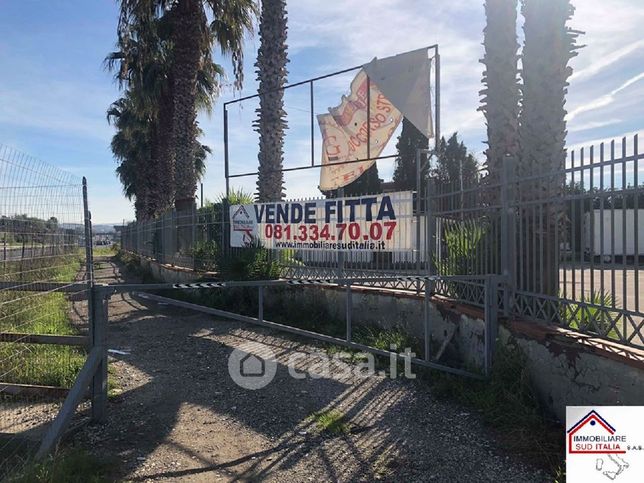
73;258;546;482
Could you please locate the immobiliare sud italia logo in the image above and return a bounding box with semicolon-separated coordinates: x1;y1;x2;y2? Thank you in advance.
566;406;644;482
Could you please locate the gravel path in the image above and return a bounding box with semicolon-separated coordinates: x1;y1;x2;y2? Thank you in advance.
75;258;546;482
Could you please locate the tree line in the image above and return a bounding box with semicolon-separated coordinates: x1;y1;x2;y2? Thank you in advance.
111;0;580;243
108;0;289;220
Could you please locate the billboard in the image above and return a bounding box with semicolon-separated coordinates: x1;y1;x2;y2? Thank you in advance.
230;191;413;252
318;70;402;191
318;48;433;191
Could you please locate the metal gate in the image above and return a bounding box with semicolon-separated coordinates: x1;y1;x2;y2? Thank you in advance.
93;273;502;381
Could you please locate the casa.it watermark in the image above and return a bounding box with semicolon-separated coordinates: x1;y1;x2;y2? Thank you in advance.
228;342;417;390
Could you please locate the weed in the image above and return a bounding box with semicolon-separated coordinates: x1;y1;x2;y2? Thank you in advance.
115;250;155;283
310;410;349;435
6;448;115;483
562;291;619;340
353;326;417;352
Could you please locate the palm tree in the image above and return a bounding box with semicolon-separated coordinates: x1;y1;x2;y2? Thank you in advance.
108;92;156;219
115;0;256;214
479;0;520;193
109;5;227;219
519;0;581;295
165;0;256;211
108;9;173;217
255;0;288;202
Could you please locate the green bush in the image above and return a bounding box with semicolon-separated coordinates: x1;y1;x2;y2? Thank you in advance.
216;241;282;281
435;219;487;276
192;240;218;271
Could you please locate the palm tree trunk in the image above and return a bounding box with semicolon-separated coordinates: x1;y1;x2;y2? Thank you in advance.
255;0;288;202
170;0;204;254
519;0;580;297
158;90;175;213
480;0;520;192
170;0;203;212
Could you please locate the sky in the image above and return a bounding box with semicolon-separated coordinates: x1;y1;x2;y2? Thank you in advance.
0;0;643;224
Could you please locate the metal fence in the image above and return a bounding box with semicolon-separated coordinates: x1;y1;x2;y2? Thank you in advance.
0;145;99;476
429;134;643;348
121;133;643;349
121;190;430;290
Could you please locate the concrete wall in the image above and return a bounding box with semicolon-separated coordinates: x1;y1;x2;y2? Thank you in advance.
305;284;644;420
131;255;644;421
136;256;203;284
294;287;487;371
499;320;644;420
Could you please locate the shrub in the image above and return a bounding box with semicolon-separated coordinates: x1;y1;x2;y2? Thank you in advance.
435;219;487;277
192;240;218;272
216;241;281;281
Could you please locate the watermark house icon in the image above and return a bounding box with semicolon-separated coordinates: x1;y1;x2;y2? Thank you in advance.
240;352;266;377
567;410;626;455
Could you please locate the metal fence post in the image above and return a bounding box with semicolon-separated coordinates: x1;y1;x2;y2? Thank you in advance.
337;187;345;284
192;203;197;270
82;178;94;315
483;277;491;376
424;282;431;361
91;286;108;423
426;174;436;287
258;286;264;323
345;284;352;342
222;199;230;259
415;149;422;294
500;156;516;316
483;276;499;377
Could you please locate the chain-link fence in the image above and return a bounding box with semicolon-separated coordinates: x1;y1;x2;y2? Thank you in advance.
0;145;91;477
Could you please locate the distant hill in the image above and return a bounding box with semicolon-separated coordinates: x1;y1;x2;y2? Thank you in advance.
59;223;119;233
93;224;120;234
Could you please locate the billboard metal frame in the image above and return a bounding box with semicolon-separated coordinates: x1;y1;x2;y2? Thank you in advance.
222;45;440;197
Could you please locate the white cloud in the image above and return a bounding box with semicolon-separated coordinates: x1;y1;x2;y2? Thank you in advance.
570;39;644;83
568;72;644;121
569;118;622;133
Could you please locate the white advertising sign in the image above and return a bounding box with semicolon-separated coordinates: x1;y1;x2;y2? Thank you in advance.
318;69;402;191
318;48;433;191
230;191;413;252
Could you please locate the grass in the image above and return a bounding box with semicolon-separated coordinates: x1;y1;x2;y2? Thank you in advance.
107;364;121;399
0;252;88;388
310;410;349;435
92;245;117;258
6;448;115;483
353;326;418;352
